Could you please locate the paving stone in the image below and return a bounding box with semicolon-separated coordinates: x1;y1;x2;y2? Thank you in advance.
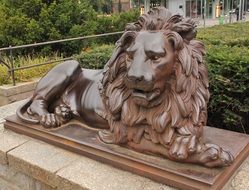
0;118;5;124
0;162;57;190
241;156;249;172
0;127;30;164
0;123;4;132
0;163;35;190
32;181;57;190
0;178;19;190
231;170;249;190
0;99;26;122
56;158;173;190
7;140;80;187
142;181;176;190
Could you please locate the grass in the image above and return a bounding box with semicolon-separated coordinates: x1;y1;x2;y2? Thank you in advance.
0;55;61;85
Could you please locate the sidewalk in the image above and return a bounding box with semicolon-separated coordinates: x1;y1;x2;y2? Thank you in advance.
196;12;249;27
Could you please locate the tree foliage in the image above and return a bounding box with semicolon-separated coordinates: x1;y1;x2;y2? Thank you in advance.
0;0;97;47
91;0;112;14
0;0;139;55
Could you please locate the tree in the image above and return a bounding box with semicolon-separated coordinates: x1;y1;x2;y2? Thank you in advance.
0;0;97;48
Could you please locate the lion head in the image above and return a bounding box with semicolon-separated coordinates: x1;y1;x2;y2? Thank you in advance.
99;7;209;146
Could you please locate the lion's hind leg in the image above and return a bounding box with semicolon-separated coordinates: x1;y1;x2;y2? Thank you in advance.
26;60;81;128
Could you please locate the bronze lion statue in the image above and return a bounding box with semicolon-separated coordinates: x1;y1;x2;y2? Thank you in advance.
17;7;233;167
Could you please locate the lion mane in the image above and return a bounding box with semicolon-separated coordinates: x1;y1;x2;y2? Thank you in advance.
99;7;209;146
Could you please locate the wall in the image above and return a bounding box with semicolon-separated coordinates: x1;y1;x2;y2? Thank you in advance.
0;80;38;107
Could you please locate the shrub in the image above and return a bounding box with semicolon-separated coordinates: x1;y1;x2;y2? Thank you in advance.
0;55;60;85
197;22;249;47
205;45;249;133
77;44;114;69
0;45;114;85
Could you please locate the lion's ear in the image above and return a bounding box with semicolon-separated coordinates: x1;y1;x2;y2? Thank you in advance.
164;31;184;51
120;31;137;50
171;18;197;41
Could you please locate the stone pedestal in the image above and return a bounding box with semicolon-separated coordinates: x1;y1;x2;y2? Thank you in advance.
4;115;249;190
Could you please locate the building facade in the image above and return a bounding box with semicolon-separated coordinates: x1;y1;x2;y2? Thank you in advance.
112;0;131;13
143;0;249;19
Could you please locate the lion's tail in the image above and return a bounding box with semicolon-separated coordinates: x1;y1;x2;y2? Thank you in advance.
16;98;39;124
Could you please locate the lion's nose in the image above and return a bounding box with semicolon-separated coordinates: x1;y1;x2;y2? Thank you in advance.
126;70;154;91
127;69;152;82
127;75;144;83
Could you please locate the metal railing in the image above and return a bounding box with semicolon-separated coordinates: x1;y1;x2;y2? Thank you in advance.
0;31;123;86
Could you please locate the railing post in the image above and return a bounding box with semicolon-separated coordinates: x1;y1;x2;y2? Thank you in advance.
9;46;16;86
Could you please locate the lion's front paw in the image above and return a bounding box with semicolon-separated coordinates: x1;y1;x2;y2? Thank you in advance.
169;135;197;160
54;104;72;120
40;104;72;128
98;130;114;144
199;143;234;167
53;104;72;125
40;113;59;128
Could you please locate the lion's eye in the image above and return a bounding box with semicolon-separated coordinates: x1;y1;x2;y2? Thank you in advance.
150;55;160;61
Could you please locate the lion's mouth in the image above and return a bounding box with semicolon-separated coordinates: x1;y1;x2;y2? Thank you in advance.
132;88;161;101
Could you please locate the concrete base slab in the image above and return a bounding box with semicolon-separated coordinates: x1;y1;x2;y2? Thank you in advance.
4;115;249;190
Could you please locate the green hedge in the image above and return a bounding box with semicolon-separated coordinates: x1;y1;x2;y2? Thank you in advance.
197;22;249;47
196;22;249;133
77;44;114;69
205;45;249;133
